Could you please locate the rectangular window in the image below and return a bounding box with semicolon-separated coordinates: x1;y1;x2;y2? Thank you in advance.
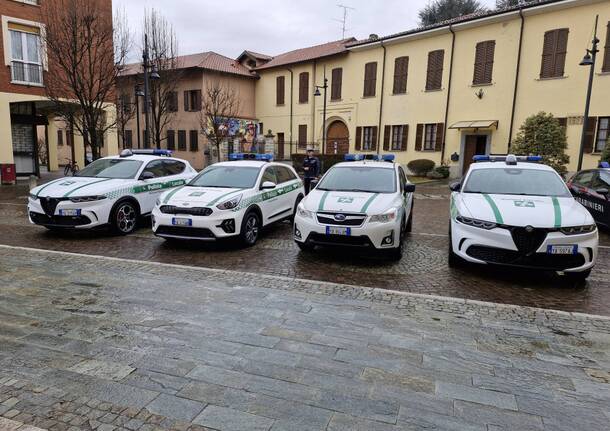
392;56;409;94
167;130;176;150
602;22;610;73
540;28;569;79
276;76;285;105
189;130;199;151
167;92;178;112
124;130;133;149
178;130;187;151
363;62;377;97
473;40;495;85
331;68;342;100
298;124;307;149
9;28;42;85
596;117;609;153
424;124;437;150
299;72;309;104
362;126;375;150
391;125;405;151
184;90;202;111
426;50;444;91
57;130;63;146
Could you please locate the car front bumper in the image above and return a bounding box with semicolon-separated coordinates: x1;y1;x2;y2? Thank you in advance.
152;206;245;241
451;219;598;273
28;197;112;229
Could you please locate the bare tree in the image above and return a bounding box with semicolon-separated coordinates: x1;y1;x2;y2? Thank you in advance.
116;86;136;149
198;80;241;163
41;0;131;160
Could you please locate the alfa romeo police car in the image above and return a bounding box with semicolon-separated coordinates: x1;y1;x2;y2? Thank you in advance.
449;155;598;280
293;154;415;260
567;162;610;229
152;153;304;245
28;149;197;234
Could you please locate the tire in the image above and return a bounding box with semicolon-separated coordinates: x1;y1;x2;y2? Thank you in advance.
73;164;80;174
296;241;314;252
386;218;404;261
111;200;139;235
448;225;463;268
240;210;261;246
290;194;304;222
405;211;413;233
564;269;591;282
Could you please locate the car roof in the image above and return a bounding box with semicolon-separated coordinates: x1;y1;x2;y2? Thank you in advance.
332;161;396;169
104;154;188;164
469;161;555;172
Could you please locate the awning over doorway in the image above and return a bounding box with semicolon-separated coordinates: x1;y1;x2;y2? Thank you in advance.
450;120;498;129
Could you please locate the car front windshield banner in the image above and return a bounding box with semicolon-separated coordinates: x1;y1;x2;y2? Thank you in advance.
75;159;143;179
317;167;396;193
464;168;571;197
189;166;260;189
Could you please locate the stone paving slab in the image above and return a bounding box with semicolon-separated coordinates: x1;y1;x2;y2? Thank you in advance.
0;246;609;430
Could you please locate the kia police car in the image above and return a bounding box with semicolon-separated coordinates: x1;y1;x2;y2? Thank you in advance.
152;153;304;245
28;149;197;234
449;155;598;280
567;162;610;229
293;154;415;260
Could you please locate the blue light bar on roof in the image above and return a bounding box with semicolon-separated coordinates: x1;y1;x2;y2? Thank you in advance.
131;149;173;156
382;154;396;162
344;154;364;161
598;161;609;168
229;153;273;161
473;154;542;163
473;155;490;162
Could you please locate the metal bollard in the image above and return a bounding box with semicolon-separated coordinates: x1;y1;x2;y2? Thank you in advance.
29;175;38;190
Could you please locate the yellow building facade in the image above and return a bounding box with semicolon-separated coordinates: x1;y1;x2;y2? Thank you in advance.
255;0;610;176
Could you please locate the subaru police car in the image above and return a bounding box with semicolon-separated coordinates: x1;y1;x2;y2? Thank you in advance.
449;155;598;280
567;162;610;229
28;149;197;234
293;154;415;260
152;153;304;245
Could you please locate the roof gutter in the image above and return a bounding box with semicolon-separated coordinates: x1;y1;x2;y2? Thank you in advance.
377;41;387;155
441;25;455;162
508;8;525;150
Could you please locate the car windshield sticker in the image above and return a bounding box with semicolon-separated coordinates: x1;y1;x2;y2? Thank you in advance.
63;178;113;197
551;196;562;228
337;197;354;204
318;191;330;211
189;191;206;197
234;180;301;212
514;200;535;208
482;193;504;224
163;185;185;204
361;193;379;213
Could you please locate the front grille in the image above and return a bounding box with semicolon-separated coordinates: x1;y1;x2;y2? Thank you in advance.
156;225;215;239
316;212;366;227
509;227;548;255
160;205;213;216
30;212;91;227
39;197;70;216
307;232;372;247
466;245;585;270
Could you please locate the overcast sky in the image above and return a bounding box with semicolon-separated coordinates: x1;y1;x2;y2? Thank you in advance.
114;0;498;59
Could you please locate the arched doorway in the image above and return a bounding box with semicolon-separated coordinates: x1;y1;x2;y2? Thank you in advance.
325;120;349;155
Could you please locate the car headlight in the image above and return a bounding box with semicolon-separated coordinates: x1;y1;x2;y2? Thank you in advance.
69;195;107;203
560;225;597;235
216;194;242;210
29;193;38;200
456;215;497;230
370;208;399;223
297;204;314;219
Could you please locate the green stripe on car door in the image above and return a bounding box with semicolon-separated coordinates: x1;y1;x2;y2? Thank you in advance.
361;193;379;213
482;193;504;224
551;196;562;228
318;191;329;211
63;178;112;197
163;186;184;204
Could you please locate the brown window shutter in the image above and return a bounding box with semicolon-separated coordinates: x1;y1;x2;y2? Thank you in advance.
299;72;309;104
393;57;408;94
484;41;495;84
371;126;378;151
435;123;444;152
355;127;362;151
415;124;423;151
189;130;199;151
401;125;409;151
383;125;391;151
195;90;202;111
184;91;189;111
603;22;610;73
541;29;568;78
298;124;307;147
426;50;444;90
583;117;597;153
331;68;342;100
474;41;495;84
167;130;175;150
556;117;567;129
364;62;377;97
554;29;569;77
276;76;285;105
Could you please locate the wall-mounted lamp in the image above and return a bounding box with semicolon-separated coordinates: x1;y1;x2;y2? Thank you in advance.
475;89;484;99
450;152;459;162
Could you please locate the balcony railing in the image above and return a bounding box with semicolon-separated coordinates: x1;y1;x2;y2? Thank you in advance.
11;61;43;86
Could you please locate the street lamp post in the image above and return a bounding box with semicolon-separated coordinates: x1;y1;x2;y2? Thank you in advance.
577;15;599;171
314;67;328;155
134;84;144;149
141;34;160;149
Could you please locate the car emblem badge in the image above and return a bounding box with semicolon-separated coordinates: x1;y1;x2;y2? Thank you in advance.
334;214;347;222
525;225;534;233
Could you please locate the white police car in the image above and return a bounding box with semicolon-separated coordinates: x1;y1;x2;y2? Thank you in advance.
449;155;598;280
152;153;304;245
28;149;197;234
293;154;415;260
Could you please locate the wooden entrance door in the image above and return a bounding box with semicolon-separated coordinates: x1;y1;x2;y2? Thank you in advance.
325;121;349;155
463;135;487;175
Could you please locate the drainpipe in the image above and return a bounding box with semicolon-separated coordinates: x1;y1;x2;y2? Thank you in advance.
312;60;317;151
285;67;294;154
441;25;455;163
508;9;525;150
377;41;387;155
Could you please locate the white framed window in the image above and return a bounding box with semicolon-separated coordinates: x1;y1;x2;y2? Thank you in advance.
391;125;404;151
424;124;437;150
363;126;374;150
595;117;609;153
10;28;43;85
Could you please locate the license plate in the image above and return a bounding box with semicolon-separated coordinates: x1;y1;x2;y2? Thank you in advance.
59;209;81;216
326;226;351;236
547;245;578;255
172;217;192;227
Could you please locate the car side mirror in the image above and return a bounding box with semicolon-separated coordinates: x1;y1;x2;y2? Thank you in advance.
449;181;461;192
261;181;276;190
140;171;155;181
404;183;416;193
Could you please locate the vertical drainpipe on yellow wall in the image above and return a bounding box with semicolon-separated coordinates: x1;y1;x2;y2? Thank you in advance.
312;60;317;150
508;8;525;151
285;68;294;152
377;42;387;155
441;25;455;164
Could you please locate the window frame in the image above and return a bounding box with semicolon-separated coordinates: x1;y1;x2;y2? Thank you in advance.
595;117;609;153
9;28;43;86
423;124;438;151
391;125;404;151
363;126;374;151
392;56;409;95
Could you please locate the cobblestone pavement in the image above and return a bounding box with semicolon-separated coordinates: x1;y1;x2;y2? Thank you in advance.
1;247;610;431
1;180;609;315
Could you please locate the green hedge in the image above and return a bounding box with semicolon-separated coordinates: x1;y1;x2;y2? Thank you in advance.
290;154;345;175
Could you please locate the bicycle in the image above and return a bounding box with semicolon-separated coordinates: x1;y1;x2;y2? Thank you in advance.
64;159;80;176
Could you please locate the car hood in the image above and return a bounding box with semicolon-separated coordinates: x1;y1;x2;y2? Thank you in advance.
460;193;593;228
160;186;244;207
303;189;397;215
31;177;129;198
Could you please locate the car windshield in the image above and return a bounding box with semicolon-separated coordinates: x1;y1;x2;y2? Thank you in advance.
189;165;260;189
316;166;396;193
463;168;571;197
75;159;143;179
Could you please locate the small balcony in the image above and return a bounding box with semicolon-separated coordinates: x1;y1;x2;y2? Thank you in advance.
11;61;44;86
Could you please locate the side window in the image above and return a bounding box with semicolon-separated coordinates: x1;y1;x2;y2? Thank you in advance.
260;167;277;186
599;172;610;188
276;166;296;183
591;173;606;189
142;160;167;179
573;171;595;187
398;167;407;192
164;160;185;175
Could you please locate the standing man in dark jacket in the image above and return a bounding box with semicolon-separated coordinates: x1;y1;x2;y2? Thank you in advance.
302;148;320;195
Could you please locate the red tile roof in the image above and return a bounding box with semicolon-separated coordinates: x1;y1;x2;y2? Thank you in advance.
255;38;356;71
